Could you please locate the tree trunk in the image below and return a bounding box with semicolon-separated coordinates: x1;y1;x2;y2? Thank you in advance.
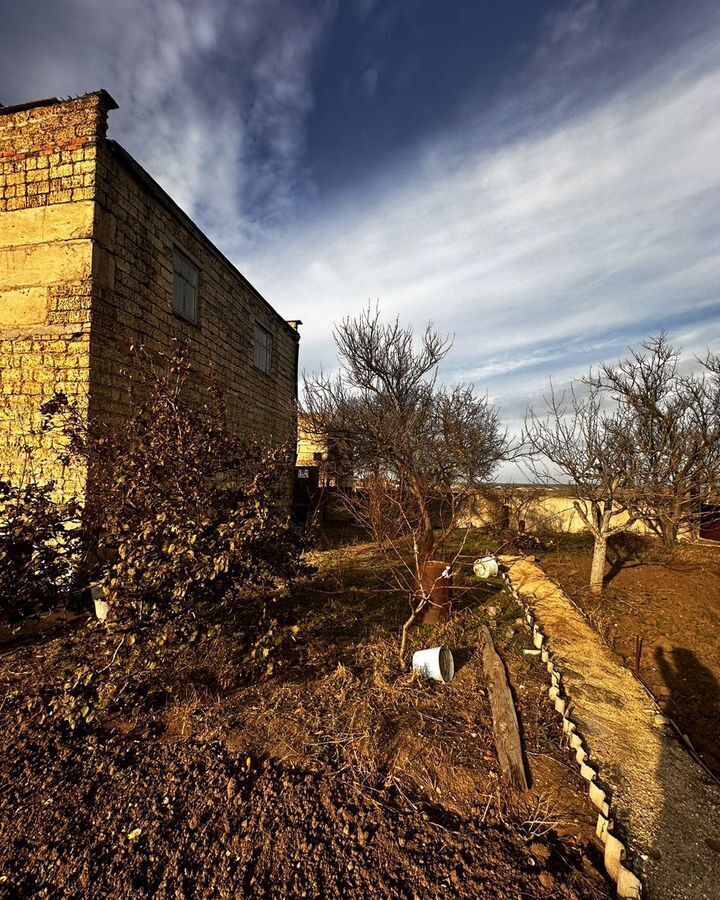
399;594;427;666
661;518;678;546
589;532;607;596
416;495;435;565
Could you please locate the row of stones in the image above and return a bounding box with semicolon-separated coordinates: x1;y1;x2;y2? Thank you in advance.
0;136;91;160
499;565;644;900
0;97;103;156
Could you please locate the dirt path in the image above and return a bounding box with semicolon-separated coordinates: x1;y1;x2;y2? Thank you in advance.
502;556;720;900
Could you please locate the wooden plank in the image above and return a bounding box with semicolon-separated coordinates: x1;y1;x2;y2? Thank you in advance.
480;624;530;791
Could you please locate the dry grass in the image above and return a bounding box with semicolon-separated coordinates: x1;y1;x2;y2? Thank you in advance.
158;538;580;827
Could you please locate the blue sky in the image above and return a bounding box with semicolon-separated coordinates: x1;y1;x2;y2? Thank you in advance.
2;0;719;475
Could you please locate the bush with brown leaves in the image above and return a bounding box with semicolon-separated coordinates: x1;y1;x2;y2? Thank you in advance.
43;346;305;626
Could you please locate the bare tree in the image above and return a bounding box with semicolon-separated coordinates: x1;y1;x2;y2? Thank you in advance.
588;336;720;544
304;306;509;661
524;381;638;596
704;351;720;378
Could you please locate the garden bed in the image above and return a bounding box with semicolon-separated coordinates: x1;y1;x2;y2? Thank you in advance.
539;534;720;777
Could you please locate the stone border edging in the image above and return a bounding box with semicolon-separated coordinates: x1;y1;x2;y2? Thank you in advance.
498;563;643;900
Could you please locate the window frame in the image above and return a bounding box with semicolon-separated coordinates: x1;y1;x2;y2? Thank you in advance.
171;246;200;325
253;322;273;375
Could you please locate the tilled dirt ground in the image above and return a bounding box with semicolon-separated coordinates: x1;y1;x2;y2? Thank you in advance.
0;540;611;899
540;536;720;776
2;730;585;899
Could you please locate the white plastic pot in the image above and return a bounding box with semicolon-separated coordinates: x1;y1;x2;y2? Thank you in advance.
473;556;499;579
412;646;455;683
94;598;109;622
90;583;109;622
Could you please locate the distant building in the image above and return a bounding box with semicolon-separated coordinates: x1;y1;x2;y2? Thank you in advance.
700;501;720;542
294;416;354;523
0;91;300;500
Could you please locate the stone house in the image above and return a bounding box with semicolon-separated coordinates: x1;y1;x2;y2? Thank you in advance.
0;91;300;501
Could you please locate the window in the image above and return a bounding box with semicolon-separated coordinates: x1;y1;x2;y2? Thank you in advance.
253;323;272;374
172;248;199;323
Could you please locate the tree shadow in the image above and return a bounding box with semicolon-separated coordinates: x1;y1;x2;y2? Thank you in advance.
654;645;720;778
603;533;651;587
451;646;476;675
645;644;720;894
452;581;504;613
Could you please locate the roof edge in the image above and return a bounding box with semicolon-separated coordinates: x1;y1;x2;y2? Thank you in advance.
0;90;118;117
105;140;299;342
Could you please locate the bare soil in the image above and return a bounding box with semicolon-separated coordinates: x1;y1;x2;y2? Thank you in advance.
0;537;611;898
539;534;720;777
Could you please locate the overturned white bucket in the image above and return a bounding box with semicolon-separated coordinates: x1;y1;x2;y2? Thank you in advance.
90;583;109;622
473;556;499;579
412;646;455;683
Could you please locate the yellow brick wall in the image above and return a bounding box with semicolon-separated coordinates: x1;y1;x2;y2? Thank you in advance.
89;142;299;451
459;490;653;535
0;91;299;504
296;416;329;465
0;93;113;497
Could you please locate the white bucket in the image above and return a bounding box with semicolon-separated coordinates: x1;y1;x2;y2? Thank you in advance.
90;583;109;622
94;598;109;622
412;646;455;683
473;556;499;579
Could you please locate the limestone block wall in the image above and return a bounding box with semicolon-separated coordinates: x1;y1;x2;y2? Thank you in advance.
0;93;114;497
89;141;299;451
460;490;652;536
297;416;329;465
0;90;299;504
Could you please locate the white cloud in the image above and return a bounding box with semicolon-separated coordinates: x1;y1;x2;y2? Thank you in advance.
0;0;334;246
2;0;717;481
245;29;720;446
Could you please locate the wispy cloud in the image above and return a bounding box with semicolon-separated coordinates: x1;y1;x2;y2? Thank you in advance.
245;11;720;448
360;66;380;100
2;0;717;481
0;0;334;246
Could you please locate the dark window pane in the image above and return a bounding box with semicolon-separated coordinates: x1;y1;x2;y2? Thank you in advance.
172;249;199;323
253;323;272;373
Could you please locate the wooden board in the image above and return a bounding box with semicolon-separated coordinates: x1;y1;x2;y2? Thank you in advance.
480;624;530;791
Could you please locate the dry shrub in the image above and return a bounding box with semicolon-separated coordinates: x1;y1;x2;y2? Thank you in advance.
229;588;505;816
31;591;293;734
27;343;308;732
43;344;306;625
